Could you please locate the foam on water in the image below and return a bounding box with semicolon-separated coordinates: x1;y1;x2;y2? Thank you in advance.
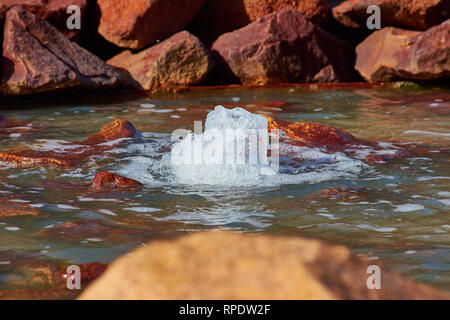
117;106;367;187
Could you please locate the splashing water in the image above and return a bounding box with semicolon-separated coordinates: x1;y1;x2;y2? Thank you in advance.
118;106;368;186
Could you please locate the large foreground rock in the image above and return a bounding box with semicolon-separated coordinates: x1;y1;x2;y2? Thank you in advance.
79;231;449;299
211;9;359;85
355;20;450;82
0;7;127;95
107;31;214;91
190;0;330;46
97;0;206;49
0;0;87;40
333;0;449;31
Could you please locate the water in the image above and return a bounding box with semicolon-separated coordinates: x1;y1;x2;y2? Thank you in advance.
0;85;449;293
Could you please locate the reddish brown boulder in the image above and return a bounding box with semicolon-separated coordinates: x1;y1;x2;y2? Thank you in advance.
79;231;450;299
81;119;137;145
332;0;449;31
0;7;127;95
107;31;214;91
190;0;330;46
0;114;44;138
91;171;142;189
0;119;138;168
211;9;359;85
0;0;87;39
97;0;206;49
355;21;450;82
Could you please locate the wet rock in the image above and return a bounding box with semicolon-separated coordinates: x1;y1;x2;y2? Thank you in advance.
332;0;449;31
0;119;138;168
107;31;214;91
0;7;127;95
91;171;142;190
318;186;367;201
97;0;206;49
190;0;330;46
262;113;359;149
0;114;44;138
355;21;450;82
211;9;359;85
0;0;87;40
0;199;44;217
38;219;146;242
0;289;76;300
79;231;449;299
81;119;137;145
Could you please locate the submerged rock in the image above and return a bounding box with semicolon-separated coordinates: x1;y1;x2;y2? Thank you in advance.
0;7;127;95
0;199;44;218
332;0;449;31
79;231;449;299
190;0;330;46
211;9;359;85
0;114;44;138
97;0;206;49
0;119;138;168
91;171;142;190
355;21;450;82
0;0;87;40
107;31;214;91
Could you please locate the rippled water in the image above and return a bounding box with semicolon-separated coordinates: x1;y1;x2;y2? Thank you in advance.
0;85;449;293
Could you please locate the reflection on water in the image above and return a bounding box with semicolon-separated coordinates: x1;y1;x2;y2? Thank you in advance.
0;85;449;292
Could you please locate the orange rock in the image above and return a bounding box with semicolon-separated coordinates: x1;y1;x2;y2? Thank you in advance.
0;119;138;168
97;0;206;49
0;199;44;218
261;113;358;148
91;171;142;189
0;114;43;138
107;31;214;91
81;119;137;145
190;0;330;46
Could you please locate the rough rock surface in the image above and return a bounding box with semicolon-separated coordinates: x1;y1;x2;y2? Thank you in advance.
332;0;450;31
79;231;449;299
97;0;207;49
107;31;214;91
91;171;142;189
211;9;359;85
190;0;330;46
355;21;450;82
0;7;127;95
0;0;87;39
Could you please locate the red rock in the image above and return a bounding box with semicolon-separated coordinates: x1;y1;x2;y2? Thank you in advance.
97;0;207;49
332;0;449;31
355;21;450;82
262;113;359;148
58;262;108;287
107;31;214;91
91;171;142;190
0;114;44;138
81;119;137;145
190;0;330;46
0;119;138;168
0;7;127;95
38;219;145;242
211;9;359;85
0;199;44;217
0;0;87;40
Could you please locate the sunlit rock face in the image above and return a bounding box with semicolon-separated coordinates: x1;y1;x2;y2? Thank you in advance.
0;7;126;95
355;20;450;82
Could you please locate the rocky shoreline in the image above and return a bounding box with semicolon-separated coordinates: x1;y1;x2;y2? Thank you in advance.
0;0;448;97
